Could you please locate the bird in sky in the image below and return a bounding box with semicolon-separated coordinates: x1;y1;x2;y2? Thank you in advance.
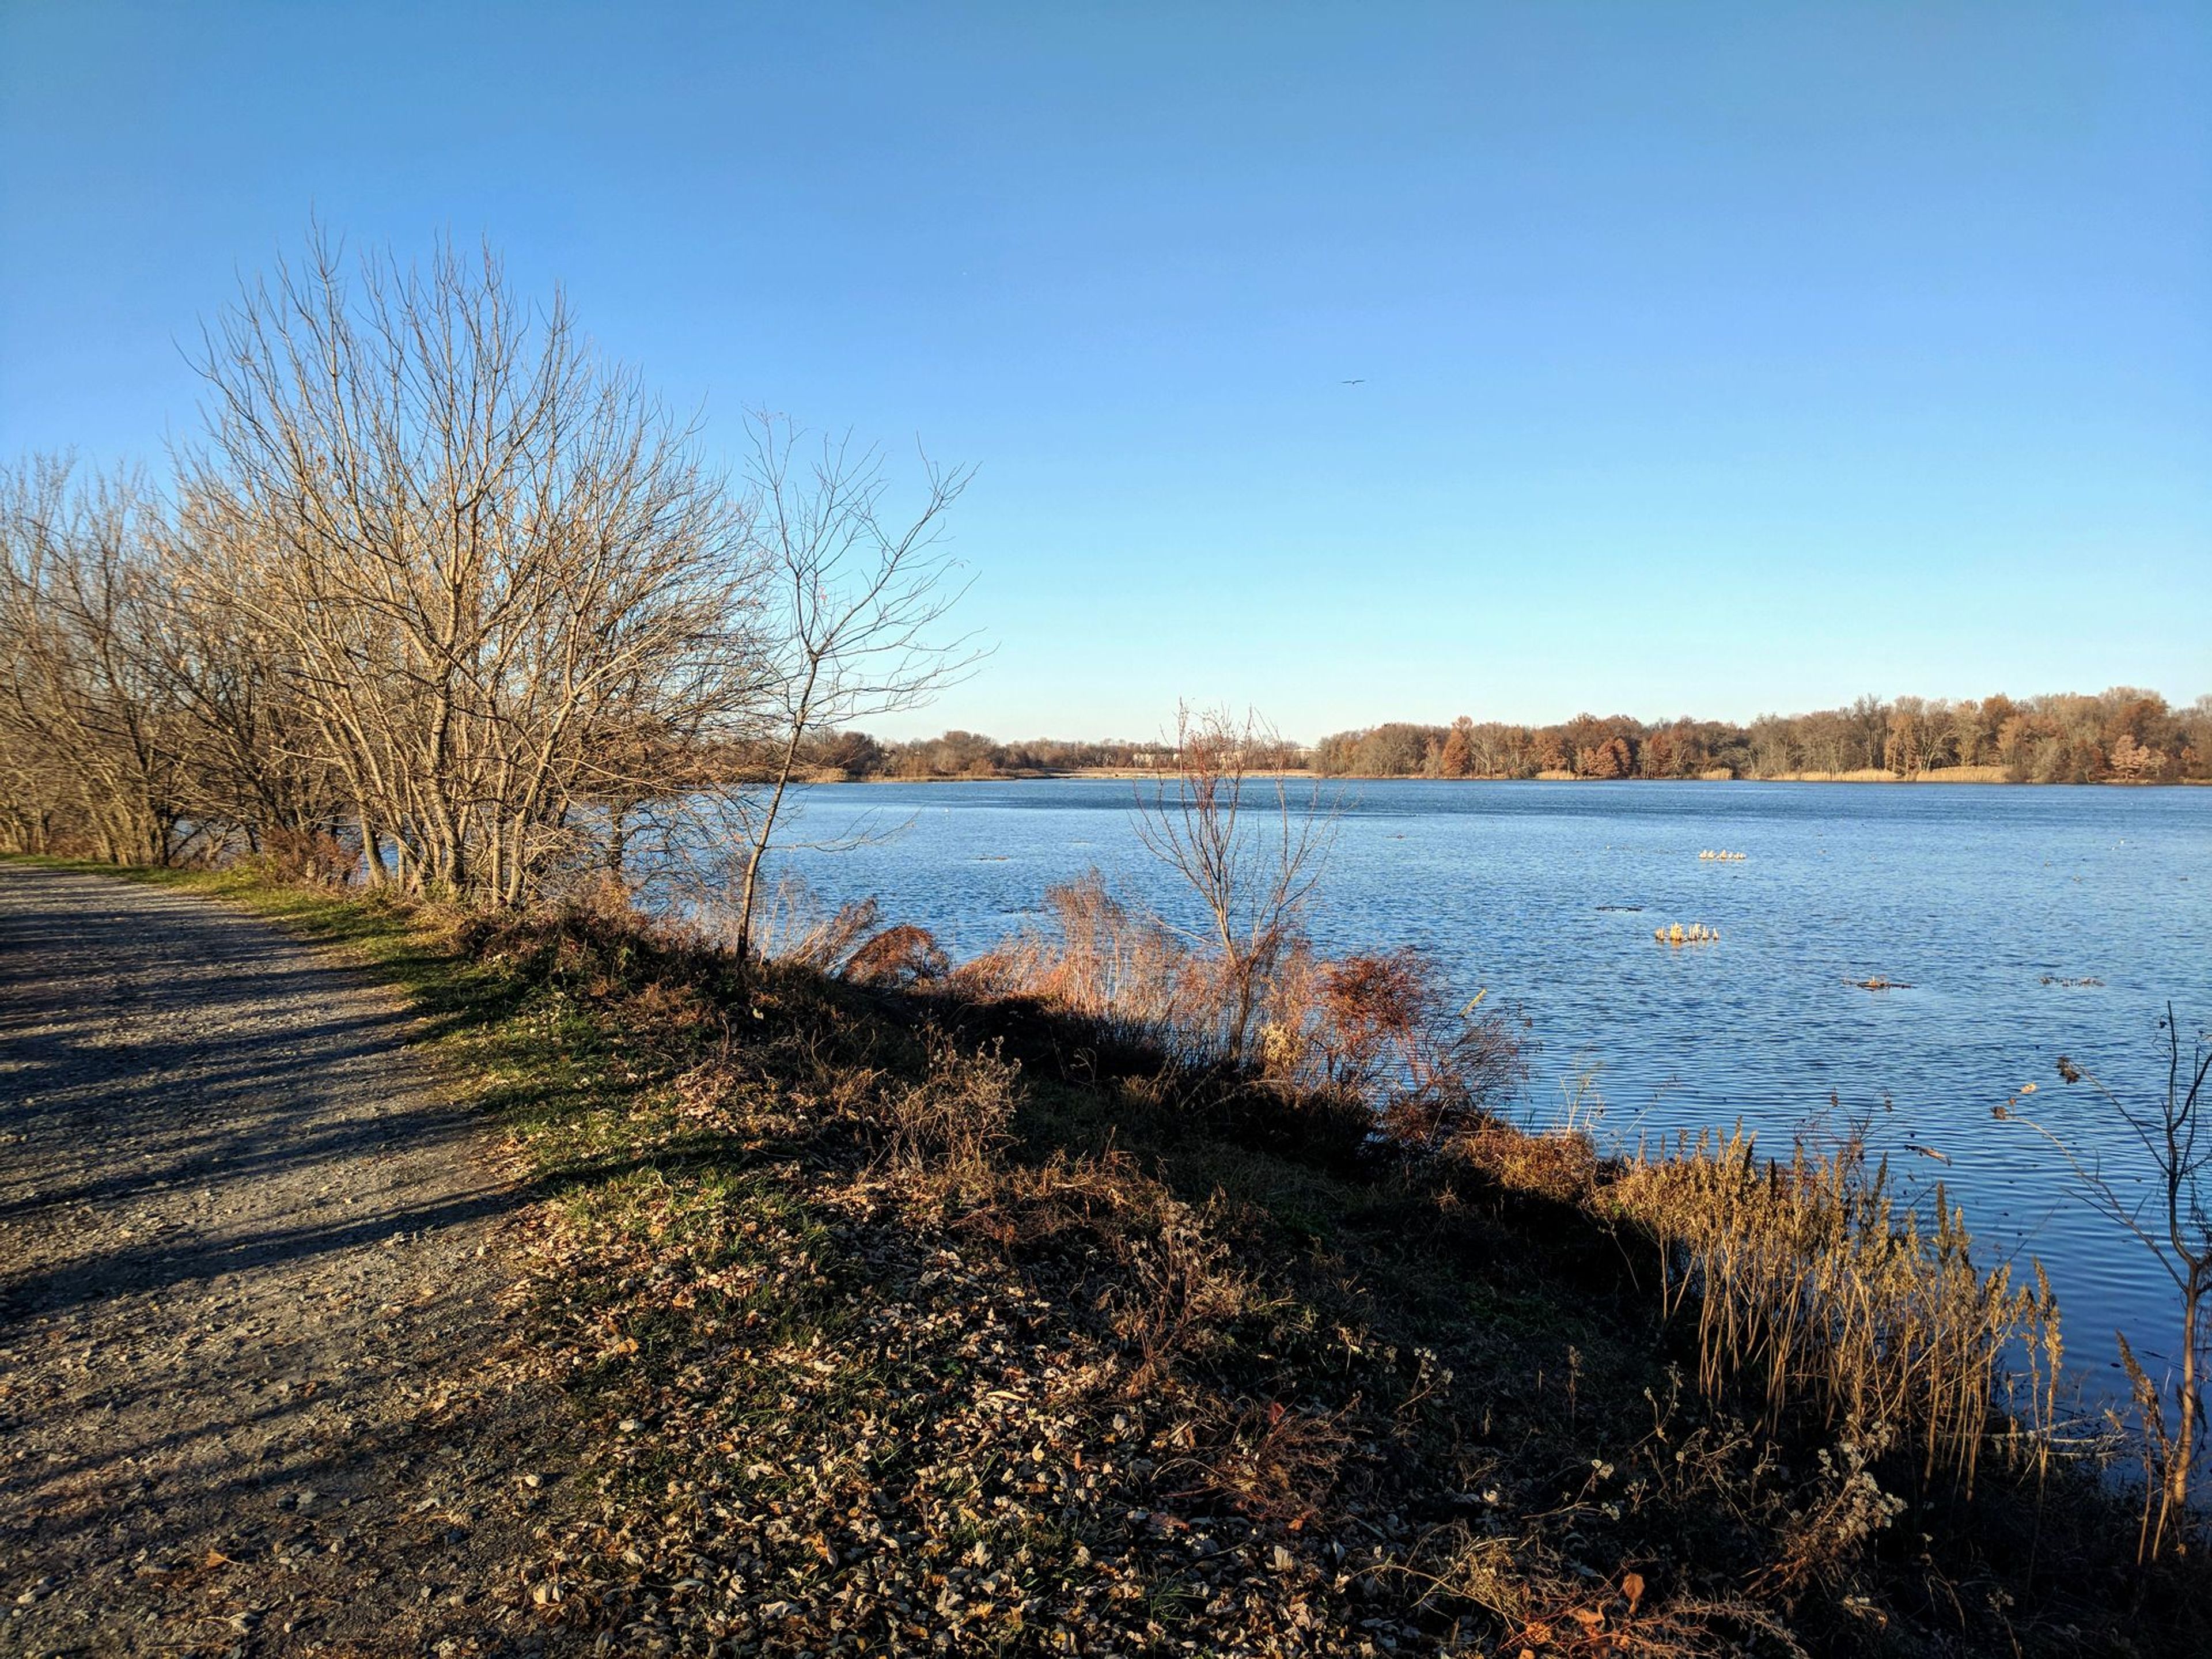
1340;378;1365;385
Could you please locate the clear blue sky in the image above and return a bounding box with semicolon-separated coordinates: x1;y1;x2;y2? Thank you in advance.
3;2;2207;740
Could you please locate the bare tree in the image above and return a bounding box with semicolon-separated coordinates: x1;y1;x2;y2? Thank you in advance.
2000;1007;2212;1560
179;229;768;905
0;457;188;864
726;414;976;967
1131;704;1334;1063
2;234;997;911
151;490;350;857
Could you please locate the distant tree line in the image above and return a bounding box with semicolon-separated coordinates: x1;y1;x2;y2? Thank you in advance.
1309;692;2211;782
809;690;2210;784
778;730;1130;778
780;730;1175;779
783;726;1316;779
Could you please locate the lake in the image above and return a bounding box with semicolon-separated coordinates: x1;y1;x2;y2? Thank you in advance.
773;778;2212;1392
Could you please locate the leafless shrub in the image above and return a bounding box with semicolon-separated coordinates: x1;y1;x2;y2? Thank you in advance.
1292;947;1529;1151
1107;1203;1254;1393
252;825;357;886
974;874;1532;1157
1752;1418;1908;1593
843;922;949;989
787;900;885;975
1398;1523;1796;1658
1132;704;1333;1063
458;884;725;1003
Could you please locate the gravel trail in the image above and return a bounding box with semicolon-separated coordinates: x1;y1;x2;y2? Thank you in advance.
0;866;565;1657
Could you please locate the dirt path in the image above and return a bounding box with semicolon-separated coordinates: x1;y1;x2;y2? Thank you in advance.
0;866;566;1657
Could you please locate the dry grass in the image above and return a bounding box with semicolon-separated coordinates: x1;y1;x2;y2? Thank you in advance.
751;878;887;973
955;873;1195;1050
1606;1127;2062;1498
881;1032;1018;1184
968;874;1529;1160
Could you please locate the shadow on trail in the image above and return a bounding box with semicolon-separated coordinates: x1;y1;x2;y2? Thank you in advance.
1;1177;521;1319
0;865;566;1655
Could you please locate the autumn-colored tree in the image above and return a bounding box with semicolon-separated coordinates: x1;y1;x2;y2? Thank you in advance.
1438;718;1474;778
1884;699;1929;777
1574;734;1633;779
2109;732;2164;782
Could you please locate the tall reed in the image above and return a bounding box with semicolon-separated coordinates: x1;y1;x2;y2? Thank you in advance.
1609;1127;2061;1495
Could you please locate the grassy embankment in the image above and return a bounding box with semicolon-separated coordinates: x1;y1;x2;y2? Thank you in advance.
11;855;2204;1657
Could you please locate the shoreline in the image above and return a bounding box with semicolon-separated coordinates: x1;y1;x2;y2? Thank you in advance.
822;767;2208;786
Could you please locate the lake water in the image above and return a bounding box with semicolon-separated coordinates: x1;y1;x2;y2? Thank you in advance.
773;778;2211;1391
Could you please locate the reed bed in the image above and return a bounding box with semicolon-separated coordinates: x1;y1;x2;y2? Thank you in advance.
1607;1127;2062;1495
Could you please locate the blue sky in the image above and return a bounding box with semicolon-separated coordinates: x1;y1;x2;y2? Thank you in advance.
3;2;2207;740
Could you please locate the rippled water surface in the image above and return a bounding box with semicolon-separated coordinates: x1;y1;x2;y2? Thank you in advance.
775;779;2211;1384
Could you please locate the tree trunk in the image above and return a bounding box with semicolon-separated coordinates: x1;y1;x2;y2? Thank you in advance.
735;660;821;973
